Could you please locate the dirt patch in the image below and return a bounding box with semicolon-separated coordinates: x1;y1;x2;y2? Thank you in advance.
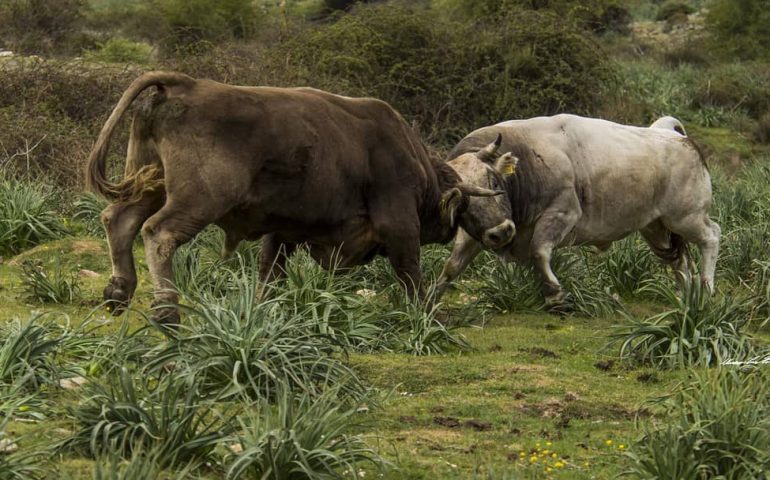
519;347;560;359
433;416;460;428
594;359;615;371
463;419;492;431
71;239;104;255
636;372;660;384
397;415;418;425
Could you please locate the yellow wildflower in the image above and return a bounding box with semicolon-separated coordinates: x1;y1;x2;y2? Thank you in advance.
605;439;614;447
545;467;553;473
551;453;558;458
618;444;626;450
555;461;565;468
546;441;552;447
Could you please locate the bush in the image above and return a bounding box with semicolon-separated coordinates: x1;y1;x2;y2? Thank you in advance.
84;37;154;64
0;0;89;55
0;60;138;188
287;4;613;146
692;63;770;119
626;367;770;479
654;1;694;21
706;0;770;61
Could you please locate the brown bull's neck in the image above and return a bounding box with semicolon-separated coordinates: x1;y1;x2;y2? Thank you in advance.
419;161;460;245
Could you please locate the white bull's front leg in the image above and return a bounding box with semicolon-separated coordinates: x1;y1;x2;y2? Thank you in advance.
529;195;581;313
435;230;483;302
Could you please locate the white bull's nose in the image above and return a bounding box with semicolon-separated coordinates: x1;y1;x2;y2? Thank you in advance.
483;220;515;248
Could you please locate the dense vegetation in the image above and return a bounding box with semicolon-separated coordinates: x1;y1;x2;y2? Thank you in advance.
1;0;769;478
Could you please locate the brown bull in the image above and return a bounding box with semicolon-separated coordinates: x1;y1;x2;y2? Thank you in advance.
87;71;515;324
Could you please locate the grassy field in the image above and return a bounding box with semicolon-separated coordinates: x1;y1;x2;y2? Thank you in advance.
1;219;768;478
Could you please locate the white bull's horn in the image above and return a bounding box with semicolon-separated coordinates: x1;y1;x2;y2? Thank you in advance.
458;184;504;197
477;133;503;162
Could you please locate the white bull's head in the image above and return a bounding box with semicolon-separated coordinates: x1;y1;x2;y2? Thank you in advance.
443;134;518;249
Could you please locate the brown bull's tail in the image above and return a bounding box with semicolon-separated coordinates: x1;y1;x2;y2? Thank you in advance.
86;71;195;201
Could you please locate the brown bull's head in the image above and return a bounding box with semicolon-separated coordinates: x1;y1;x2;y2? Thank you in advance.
443;134;518;249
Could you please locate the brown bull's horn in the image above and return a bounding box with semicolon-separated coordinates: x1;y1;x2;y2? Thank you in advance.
477;133;503;163
457;184;505;197
440;187;465;228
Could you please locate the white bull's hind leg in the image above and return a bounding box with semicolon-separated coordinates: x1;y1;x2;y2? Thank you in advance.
435;230;483;302
667;213;721;292
640;219;692;289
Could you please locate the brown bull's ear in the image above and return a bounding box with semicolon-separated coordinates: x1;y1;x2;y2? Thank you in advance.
457;184;504;197
477;133;502;163
495;152;519;176
440;187;468;228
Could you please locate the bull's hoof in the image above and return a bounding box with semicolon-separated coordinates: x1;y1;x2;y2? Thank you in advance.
544;291;570;316
150;305;181;327
103;277;134;316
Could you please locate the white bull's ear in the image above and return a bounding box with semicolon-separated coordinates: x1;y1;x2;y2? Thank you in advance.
477;133;502;163
495;152;519;176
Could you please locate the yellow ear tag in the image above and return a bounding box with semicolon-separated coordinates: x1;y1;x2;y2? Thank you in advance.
504;164;516;176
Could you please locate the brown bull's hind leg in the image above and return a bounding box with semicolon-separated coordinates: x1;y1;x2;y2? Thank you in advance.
258;234;297;297
140;204;213;326
101;193;163;315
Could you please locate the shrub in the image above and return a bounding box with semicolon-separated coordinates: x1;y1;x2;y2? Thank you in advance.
0;175;68;256
0;60;138;188
654;1;694;21
84;37;154;64
288;4;613;146
20;259;81;304
705;0;770;61
755;111;770;144
610;279;756;368
0;0;89;55
625;367;770;479
225;387;387;480
692;63;770;119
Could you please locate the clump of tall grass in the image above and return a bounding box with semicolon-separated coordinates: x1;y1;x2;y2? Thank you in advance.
474;254;543;314
0;378;51;479
600;236;661;298
19;259;81;304
72;192;108;237
93;446;198;480
0;176;68;256
611;278;756;368
0;315;66;390
65;368;231;467
149;271;369;403
625;367;770;479
225;386;387;480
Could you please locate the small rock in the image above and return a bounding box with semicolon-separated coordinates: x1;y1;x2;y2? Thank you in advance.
59;376;87;390
0;438;18;453
229;443;243;454
78;269;100;278
356;289;376;299
0;51;13;57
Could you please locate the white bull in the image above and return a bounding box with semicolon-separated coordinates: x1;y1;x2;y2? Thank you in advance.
436;114;720;310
